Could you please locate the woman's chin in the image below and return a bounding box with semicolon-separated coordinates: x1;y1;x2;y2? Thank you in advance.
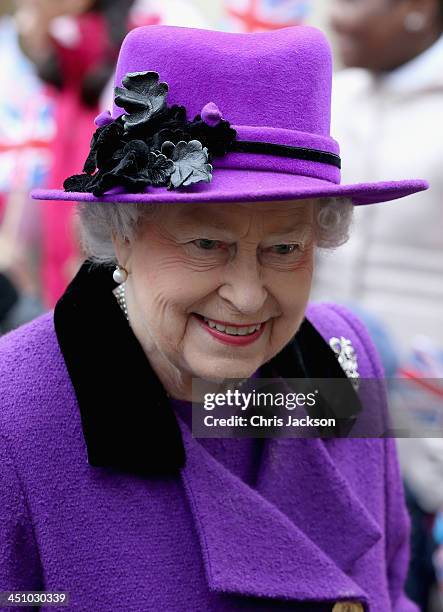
185;355;262;383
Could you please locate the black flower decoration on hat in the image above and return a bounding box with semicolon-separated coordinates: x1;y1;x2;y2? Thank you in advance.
189;116;237;158
83;119;125;175
64;173;95;193
92;141;175;196
64;71;238;196
162;140;212;188
114;71;169;132
148;126;191;151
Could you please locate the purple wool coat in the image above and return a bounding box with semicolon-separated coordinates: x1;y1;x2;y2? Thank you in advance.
0;264;417;611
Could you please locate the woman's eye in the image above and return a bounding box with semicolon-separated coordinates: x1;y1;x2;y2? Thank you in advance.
270;243;300;255
192;239;223;250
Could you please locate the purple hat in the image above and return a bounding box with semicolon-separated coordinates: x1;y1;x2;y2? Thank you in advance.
31;25;428;206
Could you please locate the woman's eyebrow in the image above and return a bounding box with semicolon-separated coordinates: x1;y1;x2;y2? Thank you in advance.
176;210;313;237
175;218;237;237
266;221;313;238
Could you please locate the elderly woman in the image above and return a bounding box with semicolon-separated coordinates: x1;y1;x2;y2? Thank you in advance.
0;25;427;612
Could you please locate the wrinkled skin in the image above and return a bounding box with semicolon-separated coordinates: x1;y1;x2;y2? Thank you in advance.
114;200;316;401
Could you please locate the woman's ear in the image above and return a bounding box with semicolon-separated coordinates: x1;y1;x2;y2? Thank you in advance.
112;232;132;271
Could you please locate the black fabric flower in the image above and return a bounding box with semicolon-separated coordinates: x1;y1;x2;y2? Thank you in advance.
148;126;191;151
146;151;175;186
90;140;150;195
189;116;237;157
114;71;169;132
129;104;189;142
64;173;95;193
88;141;174;196
83;119;125;175
64;70;237;196
163;140;212;188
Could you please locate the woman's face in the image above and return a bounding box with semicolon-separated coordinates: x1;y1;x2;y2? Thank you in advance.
329;0;437;72
116;200;315;397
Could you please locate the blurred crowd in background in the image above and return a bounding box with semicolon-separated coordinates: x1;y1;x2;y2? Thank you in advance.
0;1;442;610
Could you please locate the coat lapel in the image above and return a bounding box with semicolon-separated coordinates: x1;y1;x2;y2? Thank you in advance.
251;304;383;576
256;437;382;573
179;421;371;605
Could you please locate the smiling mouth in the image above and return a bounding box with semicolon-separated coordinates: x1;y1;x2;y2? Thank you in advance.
194;314;265;337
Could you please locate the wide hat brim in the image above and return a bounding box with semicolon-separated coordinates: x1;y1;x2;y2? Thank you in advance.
31;169;428;206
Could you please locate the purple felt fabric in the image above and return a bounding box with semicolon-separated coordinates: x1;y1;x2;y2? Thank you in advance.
113;26;333;134
172;397;263;487
32;172;428;206
31;25;429;206
216;125;341;183
201;102;223;127
170;368;263;486
0;303;418;611
94;110;113;128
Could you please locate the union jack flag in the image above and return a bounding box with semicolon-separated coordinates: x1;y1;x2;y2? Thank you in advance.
224;0;311;32
0;18;54;192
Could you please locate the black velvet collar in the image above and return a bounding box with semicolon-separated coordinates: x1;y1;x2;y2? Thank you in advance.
54;262;361;476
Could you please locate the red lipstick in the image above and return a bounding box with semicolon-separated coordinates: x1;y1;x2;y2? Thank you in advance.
193;314;266;347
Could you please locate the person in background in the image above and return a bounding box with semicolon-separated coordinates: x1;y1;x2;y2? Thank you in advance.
0;273;18;334
0;0;51;331
312;1;443;610
314;0;443;355
15;0;135;307
0;264;43;336
434;513;443;608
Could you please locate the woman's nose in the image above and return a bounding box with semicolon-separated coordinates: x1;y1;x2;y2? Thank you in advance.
217;255;268;316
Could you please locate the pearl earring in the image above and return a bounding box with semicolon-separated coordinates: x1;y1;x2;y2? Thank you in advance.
404;12;426;32
113;265;128;284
